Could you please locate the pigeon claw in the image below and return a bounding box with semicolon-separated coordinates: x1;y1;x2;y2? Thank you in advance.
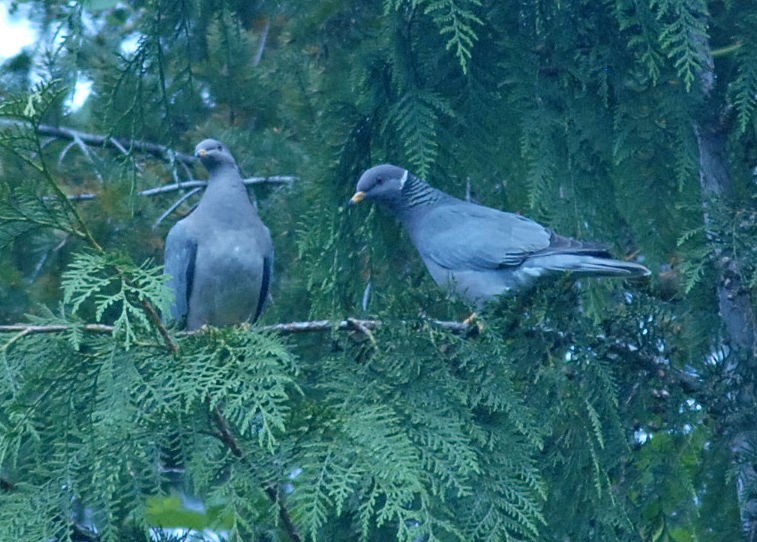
463;312;486;333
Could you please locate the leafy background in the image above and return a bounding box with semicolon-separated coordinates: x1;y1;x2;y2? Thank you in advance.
0;0;755;541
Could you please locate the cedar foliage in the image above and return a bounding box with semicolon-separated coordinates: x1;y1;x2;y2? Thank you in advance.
0;1;755;541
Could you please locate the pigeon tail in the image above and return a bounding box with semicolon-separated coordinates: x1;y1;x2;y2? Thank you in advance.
525;253;651;278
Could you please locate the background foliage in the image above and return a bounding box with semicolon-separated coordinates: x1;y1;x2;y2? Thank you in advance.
1;0;756;541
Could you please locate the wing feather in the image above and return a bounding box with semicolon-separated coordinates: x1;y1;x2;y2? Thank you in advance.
163;221;197;325
415;202;552;271
254;253;273;322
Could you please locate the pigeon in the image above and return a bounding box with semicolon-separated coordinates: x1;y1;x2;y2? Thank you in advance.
350;164;650;306
163;139;274;330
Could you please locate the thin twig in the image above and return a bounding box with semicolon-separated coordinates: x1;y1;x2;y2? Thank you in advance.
107;136;131;157
58;140;78;164
140;299;178;354
28;234;69;283
1;328;32;352
346;317;378;345
253;17;270;66
24;123;104;252
153;187;202;229
72;132;104;182
211;405;244;457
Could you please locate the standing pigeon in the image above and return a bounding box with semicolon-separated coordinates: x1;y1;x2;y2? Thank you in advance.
350;164;649;306
164;139;274;330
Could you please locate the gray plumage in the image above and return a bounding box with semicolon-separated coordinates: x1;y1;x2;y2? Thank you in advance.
164;139;273;330
350;164;650;306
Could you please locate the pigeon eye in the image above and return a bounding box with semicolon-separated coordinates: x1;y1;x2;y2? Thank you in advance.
376;177;384;185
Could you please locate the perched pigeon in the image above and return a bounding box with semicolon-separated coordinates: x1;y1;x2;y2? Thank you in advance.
350;164;650;306
163;139;274;330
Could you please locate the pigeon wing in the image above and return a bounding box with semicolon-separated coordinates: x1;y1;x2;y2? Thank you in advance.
163;220;197;325
415;202;553;271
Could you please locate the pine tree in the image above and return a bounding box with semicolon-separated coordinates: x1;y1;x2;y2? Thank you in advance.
1;1;755;540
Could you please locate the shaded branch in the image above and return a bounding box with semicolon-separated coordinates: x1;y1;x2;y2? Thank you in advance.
211;405;301;542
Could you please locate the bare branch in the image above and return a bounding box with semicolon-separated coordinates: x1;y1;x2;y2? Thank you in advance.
0;119;197;165
138;176;296;197
0;317;471;336
0;323;115;334
71;132;105;182
58;140;78;165
52;176;295;204
259;318;469;334
260;319;380;333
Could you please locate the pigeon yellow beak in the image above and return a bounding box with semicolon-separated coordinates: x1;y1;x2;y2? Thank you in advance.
349;191;366;205
197;149;208;157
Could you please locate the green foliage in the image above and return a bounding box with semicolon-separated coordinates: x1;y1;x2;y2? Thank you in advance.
386;90;452;177
62;251;171;348
145;493;233;532
384;0;482;74
728;12;757;133
651;0;710;92
174;329;299;451
421;0;483;74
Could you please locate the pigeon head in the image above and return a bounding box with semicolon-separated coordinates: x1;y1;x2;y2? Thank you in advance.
194;138;237;172
350;164;409;209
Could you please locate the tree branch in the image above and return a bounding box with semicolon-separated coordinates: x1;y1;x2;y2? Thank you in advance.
0;120;298;199
0;323;115;334
0;119;197;165
210;405;301;542
138;176;297;197
52;176;297;204
140;299;178;354
0;318;471;337
695;41;757;538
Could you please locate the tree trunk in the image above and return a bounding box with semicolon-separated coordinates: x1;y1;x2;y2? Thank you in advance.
695;120;757;542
